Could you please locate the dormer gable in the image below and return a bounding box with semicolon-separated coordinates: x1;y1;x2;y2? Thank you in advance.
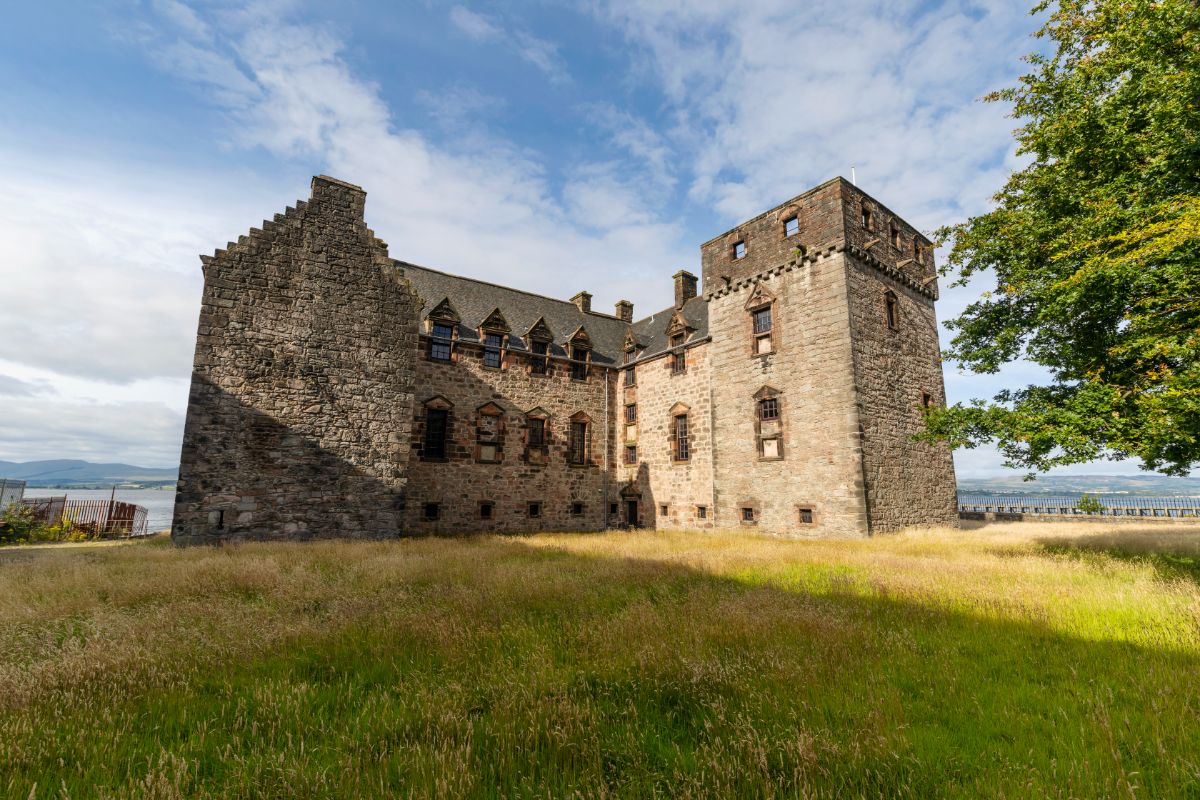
428;297;461;324
526;316;554;342
567;324;591;348
666;308;694;338
479;308;510;334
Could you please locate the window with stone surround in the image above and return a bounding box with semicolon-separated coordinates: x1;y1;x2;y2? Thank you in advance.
752;306;773;354
524;408;549;465
696;505;707;519
670;334;686;374
921;391;933;409
861;205;872;230
529;339;549;375
885;290;899;331
482;332;504;369
422;403;450;460
798;507;815;525
660;504;669;516
476;403;503;463
733;240;746;260
673;413;690;462
913;239;923;263
784;216;799;237
570;343;589;381
429;322;454;362
741;506;756;523
626;403;637;423
571;502;584;516
758;397;779;421
625;367;636;387
625;444;637;464
890;222;900;248
569;414;591;465
528;501;542;519
754;387;784;461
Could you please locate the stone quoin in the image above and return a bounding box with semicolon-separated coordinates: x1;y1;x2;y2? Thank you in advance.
172;175;957;544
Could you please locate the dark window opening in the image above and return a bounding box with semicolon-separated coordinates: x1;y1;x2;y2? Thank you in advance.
570;421;588;465
571;502;584;516
482;332;503;368
921;392;933;409
480;502;494;520
570;345;589;381
733;240;746;260
626;404;637;422
742;507;755;522
528;502;542;519
660;504;669;516
697;505;708;520
784;216;799;237
753;307;772;335
214;509;225;530
424;503;440;521
625;444;637;464
674;414;690;462
890;223;900;248
913;240;922;261
799;508;814;524
424;408;448;459
609;502;618;515
625;367;636;387
885;292;899;330
861;206;871;230
759;397;779;420
530;340;549;374
527;417;545;447
429;323;454;361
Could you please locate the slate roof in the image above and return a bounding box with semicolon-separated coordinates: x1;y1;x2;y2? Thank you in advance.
396;260;710;368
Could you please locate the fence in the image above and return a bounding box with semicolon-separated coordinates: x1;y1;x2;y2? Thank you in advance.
0;478;25;509
958;494;1200;519
21;497;150;537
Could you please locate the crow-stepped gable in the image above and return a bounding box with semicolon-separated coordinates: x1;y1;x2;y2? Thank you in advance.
172;175;957;543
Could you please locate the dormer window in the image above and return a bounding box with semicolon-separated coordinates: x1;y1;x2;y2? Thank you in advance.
733;241;746;260
529;340;549;375
482;332;503;369
429;323;454;362
670;333;686;374
784;216;799;237
570;344;589;381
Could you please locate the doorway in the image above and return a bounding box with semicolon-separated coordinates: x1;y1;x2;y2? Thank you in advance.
626;499;639;528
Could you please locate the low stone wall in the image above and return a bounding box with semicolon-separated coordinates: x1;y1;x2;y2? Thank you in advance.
960;511;1199;525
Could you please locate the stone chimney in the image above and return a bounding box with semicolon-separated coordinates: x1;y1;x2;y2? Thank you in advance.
614;300;634;322
570;291;592;313
673;270;698;308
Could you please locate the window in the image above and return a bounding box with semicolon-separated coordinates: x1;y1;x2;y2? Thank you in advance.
921;392;933;409
885;291;899;330
799;507;814;525
476;406;502;463
697;505;707;519
671;333;686;374
660;504;669;516
913;239;922;262
625;367;636;387
626;404;637;423
861;206;871;230
609;503;618;515
733;240;746;260
480;502;494;520
530;340;549;374
784;216;799;237
527;417;545;447
571;502;584;516
424;408;448;459
482;332;503;368
752;306;773;354
424;503;440;521
625;444;637;464
528;502;542;519
570;345;589;381
890;222;900;248
741;507;756;523
674;414;690;462
429;323;454;361
569;420;588;465
758;398;779;421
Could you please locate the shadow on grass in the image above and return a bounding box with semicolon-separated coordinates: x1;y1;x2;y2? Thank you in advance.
5;533;1200;799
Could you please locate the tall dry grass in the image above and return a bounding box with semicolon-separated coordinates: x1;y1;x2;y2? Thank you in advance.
1;523;1198;798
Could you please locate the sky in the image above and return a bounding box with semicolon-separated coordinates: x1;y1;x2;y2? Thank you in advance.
0;0;1144;478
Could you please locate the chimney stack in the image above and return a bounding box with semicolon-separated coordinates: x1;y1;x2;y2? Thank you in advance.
615;300;634;322
673;270;698;308
570;291;592;313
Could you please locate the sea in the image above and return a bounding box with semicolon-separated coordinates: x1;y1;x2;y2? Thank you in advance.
22;488;176;532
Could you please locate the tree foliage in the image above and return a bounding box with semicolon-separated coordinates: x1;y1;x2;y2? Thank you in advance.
927;0;1200;476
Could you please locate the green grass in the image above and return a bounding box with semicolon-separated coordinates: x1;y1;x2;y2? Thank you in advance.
2;523;1199;798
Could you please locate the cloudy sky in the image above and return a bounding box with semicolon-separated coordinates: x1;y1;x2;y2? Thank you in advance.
0;0;1140;478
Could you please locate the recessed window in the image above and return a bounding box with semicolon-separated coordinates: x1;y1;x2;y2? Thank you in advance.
733;240;746;260
609;503;618;515
569;420;588;465
890;223;900;248
659;504;669;516
798;508;814;525
570;344;589;381
674;413;690;462
759;397;779;421
482;332;503;368
571;502;584;516
861;206;871;230
784;216;799;237
696;505;707;519
741;507;755;523
423;408;448;459
625;444;637;464
625;367;636;387
530;340;549;375
913;239;922;262
752;306;773;354
528;502;542;519
885;291;899;331
626;404;637;423
429;323;454;361
921;392;933;409
671;333;686;374
761;437;781;459
527;417;545;447
480;501;494;520
424;503;440;521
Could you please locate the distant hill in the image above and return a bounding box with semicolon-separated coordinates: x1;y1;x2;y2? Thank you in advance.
957;473;1200;496
0;460;178;488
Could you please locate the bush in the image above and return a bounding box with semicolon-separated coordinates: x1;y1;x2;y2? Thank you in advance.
1077;493;1105;514
0;503;41;544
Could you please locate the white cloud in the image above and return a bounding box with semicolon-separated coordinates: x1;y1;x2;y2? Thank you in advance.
448;5;570;83
0;395;184;466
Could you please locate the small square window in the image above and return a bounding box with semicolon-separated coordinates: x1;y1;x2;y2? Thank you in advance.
424;503;440;521
759;398;779;420
609;502;618;515
696;505;707;519
741;507;755;522
571;502;584;516
733;241;746;260
799;508;814;524
528;502;542;519
659;504;669;516
480;502;494;520
784;216;799;237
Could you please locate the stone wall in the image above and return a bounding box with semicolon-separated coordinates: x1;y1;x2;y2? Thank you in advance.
619;341;715;529
402;333;616;534
172;176;419;544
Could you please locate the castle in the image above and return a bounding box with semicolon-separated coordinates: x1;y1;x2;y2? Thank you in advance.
172;175;957;544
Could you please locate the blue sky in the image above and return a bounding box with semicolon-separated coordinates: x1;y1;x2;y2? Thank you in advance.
0;0;1143;478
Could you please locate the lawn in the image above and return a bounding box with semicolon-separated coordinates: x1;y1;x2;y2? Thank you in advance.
2;523;1199;799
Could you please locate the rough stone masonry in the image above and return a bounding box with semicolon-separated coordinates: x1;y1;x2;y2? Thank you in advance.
172;175;957;544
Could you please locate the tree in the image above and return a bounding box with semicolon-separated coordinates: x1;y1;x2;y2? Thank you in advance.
925;0;1200;476
1076;493;1104;514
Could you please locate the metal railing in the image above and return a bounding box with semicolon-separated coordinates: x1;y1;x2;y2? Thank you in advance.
958;494;1200;518
21;497;150;537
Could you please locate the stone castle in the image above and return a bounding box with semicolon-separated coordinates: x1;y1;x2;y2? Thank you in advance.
172;175;957;544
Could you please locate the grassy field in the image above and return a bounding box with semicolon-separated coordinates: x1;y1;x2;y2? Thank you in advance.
2;523;1199;799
